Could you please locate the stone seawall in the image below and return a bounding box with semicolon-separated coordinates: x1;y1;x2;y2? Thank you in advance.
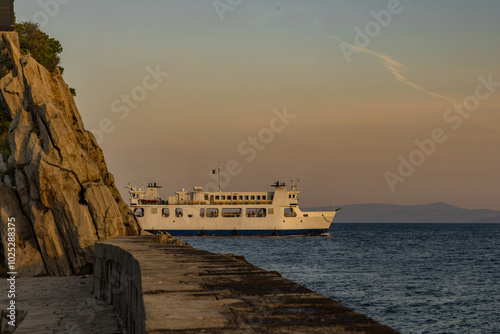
93;242;145;333
93;236;400;334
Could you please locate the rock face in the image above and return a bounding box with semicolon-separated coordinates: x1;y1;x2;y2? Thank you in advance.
0;32;141;276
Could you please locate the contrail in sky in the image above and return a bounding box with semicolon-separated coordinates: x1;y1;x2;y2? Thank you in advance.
317;24;458;104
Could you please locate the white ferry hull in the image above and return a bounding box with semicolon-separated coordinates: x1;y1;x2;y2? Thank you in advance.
134;204;336;236
147;229;328;237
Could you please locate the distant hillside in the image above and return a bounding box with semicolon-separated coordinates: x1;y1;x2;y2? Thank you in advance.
307;203;500;223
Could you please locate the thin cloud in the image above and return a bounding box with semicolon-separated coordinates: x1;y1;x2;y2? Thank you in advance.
316;23;458;104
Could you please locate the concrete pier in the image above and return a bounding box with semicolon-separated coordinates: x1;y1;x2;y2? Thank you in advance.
94;236;400;333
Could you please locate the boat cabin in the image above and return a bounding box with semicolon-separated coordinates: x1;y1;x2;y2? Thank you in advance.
128;181;300;207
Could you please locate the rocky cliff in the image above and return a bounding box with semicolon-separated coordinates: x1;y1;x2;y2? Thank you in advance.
0;32;141;276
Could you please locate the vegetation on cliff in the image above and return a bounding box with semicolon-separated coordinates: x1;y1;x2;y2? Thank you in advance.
0;113;10;158
15;22;63;73
0;22;75;94
0;101;12;177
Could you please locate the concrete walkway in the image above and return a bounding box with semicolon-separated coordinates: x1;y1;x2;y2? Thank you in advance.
0;276;124;333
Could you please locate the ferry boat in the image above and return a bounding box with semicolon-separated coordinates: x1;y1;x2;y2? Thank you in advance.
127;180;339;236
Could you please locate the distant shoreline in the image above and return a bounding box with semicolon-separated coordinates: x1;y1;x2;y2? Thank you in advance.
306;202;500;224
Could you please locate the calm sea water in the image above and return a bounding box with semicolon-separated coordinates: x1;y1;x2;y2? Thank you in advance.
180;224;500;334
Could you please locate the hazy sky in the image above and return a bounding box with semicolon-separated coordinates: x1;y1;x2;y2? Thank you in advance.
14;1;500;210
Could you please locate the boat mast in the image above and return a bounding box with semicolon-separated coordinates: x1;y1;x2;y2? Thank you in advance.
218;161;221;192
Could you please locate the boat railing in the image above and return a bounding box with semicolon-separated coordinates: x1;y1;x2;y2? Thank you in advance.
246;213;266;218
138;199;168;205
138;199;273;206
212;200;272;205
221;213;243;218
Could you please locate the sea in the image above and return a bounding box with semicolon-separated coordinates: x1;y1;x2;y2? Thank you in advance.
180;223;500;334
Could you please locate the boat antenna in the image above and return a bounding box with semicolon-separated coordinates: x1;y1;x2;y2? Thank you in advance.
218;161;222;192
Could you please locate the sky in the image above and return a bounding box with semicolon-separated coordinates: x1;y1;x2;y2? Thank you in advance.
14;0;500;210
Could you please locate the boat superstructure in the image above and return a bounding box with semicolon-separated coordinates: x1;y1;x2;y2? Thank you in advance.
128;180;339;236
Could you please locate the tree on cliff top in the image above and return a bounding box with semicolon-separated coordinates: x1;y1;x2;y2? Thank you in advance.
14;21;76;95
15;22;63;73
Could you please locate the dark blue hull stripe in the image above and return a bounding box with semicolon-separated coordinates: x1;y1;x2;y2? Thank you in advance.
145;229;328;236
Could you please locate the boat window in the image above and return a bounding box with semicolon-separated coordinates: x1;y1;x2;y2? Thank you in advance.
188;214;193;218
293;194;296;198
289;194;291;198
257;195;261;200
251;195;255;200
162;208;169;217
262;195;266;200
200;208;205;218
205;194;209;201
215;195;220;200
134;208;144;217
175;208;183;217
238;195;243;200
232;196;236;200
222;208;242;218
244;195;249;200
221;195;225;200
284;208;297;217
206;208;218;218
246;208;266;218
